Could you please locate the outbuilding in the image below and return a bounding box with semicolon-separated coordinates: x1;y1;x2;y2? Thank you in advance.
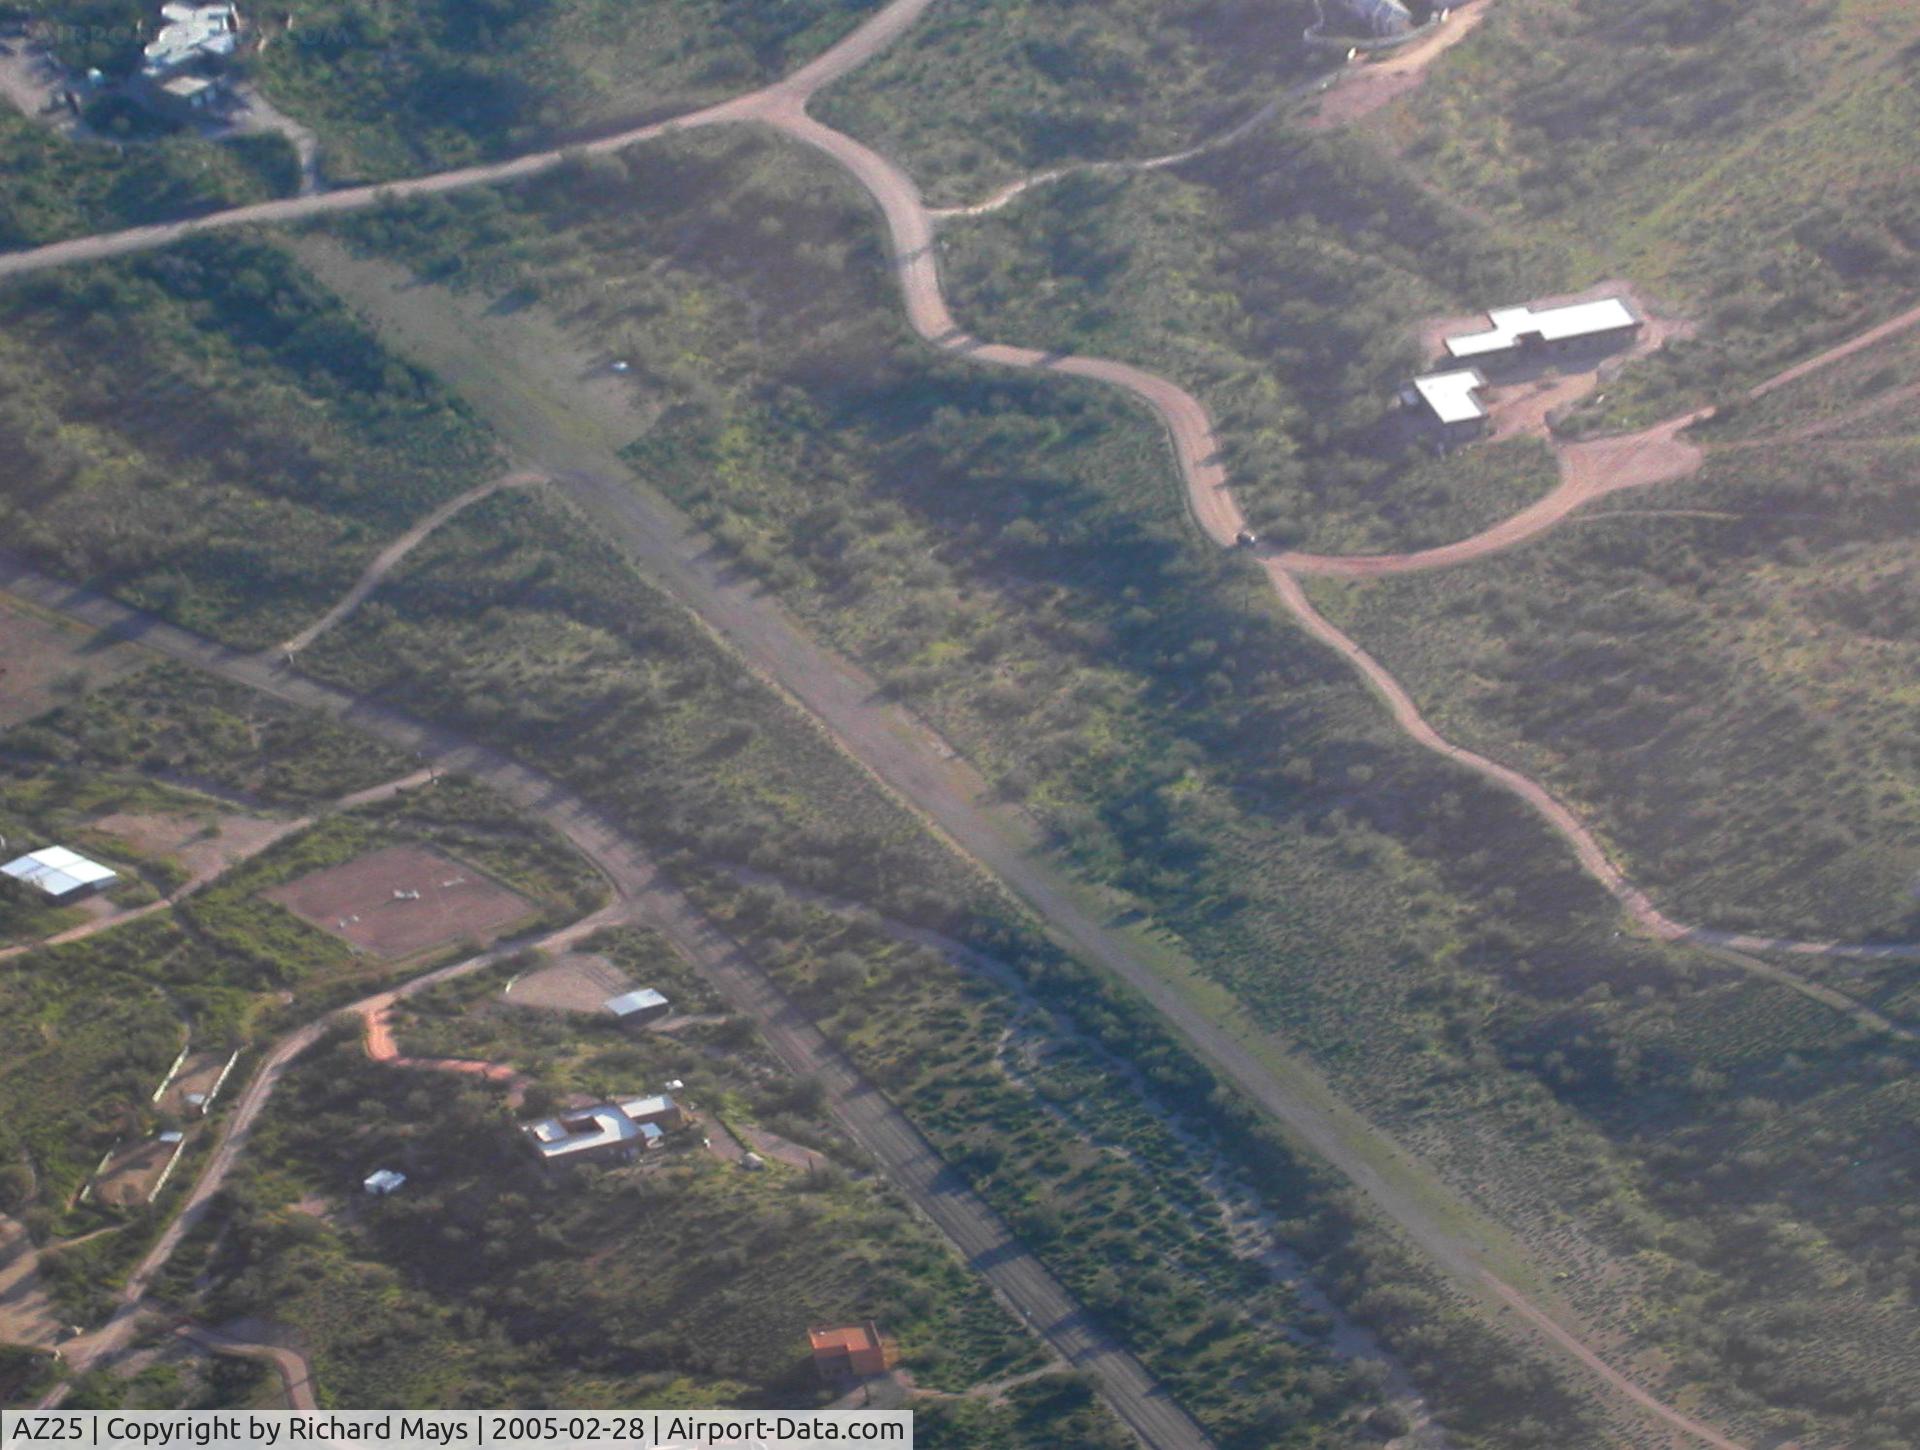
1404;368;1490;445
2;846;119;901
605;987;670;1025
808;1322;898;1383
364;1169;407;1196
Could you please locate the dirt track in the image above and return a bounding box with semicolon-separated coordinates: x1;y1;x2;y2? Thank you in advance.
178;1323;318;1410
278;471;540;655
0;0;945;282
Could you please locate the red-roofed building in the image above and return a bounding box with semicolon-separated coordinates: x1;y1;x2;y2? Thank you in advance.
808;1322;897;1382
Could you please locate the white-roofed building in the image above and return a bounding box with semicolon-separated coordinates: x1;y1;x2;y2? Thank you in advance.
1406;369;1490;442
141;2;242;78
2;846;119;900
1442;297;1642;370
524;1104;646;1165
522;1092;688;1166
364;1169;407;1195
605;987;670;1024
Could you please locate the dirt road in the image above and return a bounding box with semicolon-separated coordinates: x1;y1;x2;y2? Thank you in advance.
178;1323;318;1410
278;471;541;655
1276;411;1710;578
0;555;1206;1450
0;0;943;282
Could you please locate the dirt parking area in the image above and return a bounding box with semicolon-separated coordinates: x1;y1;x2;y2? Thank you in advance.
739;1124;834;1176
0;594;146;728
503;952;631;1014
156;1050;233;1118
91;1136;184;1210
264;846;533;960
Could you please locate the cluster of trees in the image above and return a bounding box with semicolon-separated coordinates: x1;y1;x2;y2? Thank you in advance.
0;236;501;648
815;0;1325;207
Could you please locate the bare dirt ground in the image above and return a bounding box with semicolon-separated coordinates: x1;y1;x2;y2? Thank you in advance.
0;39;69;129
0;770;431;965
155;1050;233;1119
737;1124;832;1175
1280;409;1710;579
92;811;302;892
361;1002;532;1108
0;1212;62;1349
1299;1;1494;132
90;1137;183;1211
264;845;533;960
0;594;146;728
690;1107;746;1164
503;952;630;1014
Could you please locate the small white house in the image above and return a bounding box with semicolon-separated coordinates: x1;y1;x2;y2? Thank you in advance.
363;1169;407;1196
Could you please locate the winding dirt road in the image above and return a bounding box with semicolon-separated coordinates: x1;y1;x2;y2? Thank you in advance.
0;0;944;283
177;1323;318;1410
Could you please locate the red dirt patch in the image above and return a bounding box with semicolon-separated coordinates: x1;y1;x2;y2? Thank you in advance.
264;846;532;960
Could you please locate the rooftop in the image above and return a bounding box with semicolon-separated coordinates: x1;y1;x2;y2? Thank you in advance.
617;1094;679;1122
1445;297;1640;360
142;2;241;77
809;1323;885;1356
524;1096;678;1160
1412;369;1488;425
605;987;668;1017
2;846;119;899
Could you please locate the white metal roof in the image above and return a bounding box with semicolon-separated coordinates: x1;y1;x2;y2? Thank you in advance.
524;1106;641;1159
2;846;119;899
1412;370;1488;425
142;3;240;75
605;987;668;1017
1445;297;1639;360
364;1169;406;1194
618;1094;679;1122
